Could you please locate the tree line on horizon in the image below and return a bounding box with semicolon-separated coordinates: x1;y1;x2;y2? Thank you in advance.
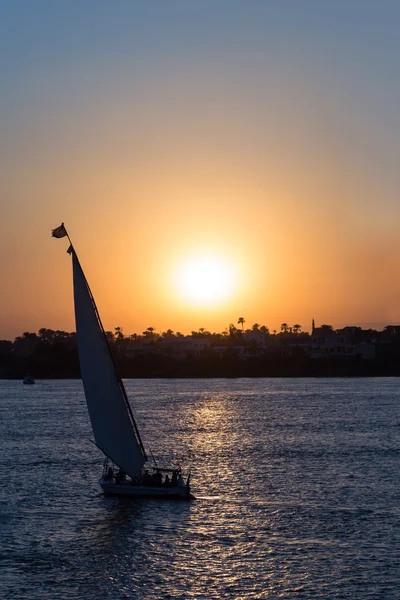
2;320;400;379
1;319;399;349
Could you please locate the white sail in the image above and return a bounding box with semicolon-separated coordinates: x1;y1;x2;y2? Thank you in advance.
71;247;146;477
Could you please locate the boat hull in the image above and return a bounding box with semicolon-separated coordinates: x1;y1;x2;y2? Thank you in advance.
99;479;194;499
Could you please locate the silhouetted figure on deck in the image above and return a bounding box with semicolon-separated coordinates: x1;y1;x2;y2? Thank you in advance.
164;474;170;486
142;470;151;485
171;470;178;486
152;470;162;486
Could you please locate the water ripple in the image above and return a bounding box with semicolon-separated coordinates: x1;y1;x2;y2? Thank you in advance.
0;378;400;599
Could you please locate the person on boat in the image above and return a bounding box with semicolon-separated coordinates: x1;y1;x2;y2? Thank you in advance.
171;470;178;486
177;473;185;487
115;471;121;484
142;470;151;485
152;470;162;486
164;474;170;486
105;466;114;481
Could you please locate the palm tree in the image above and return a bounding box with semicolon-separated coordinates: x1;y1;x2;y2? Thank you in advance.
143;327;155;339
237;317;245;330
252;323;260;332
114;326;124;340
280;323;289;333
229;323;238;336
105;331;115;343
292;324;302;335
162;329;175;339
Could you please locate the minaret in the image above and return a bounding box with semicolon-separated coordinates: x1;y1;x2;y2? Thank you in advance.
312;318;315;335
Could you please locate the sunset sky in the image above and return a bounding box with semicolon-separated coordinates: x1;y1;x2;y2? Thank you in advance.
1;1;400;340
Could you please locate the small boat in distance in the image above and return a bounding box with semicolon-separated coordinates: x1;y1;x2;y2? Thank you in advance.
23;374;35;385
52;223;193;499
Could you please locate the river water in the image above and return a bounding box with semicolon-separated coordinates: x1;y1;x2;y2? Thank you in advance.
0;378;399;599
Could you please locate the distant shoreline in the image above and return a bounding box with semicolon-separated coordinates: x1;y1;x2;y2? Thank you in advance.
3;325;400;380
3;369;400;380
3;355;400;379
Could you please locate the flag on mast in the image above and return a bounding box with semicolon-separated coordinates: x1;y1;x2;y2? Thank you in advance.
52;223;67;238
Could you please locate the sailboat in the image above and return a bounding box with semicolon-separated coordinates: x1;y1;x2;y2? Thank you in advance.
52;223;193;499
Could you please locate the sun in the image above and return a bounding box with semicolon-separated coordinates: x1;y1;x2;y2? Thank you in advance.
175;253;236;305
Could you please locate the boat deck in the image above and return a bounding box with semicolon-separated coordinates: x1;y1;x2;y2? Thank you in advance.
99;479;194;499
